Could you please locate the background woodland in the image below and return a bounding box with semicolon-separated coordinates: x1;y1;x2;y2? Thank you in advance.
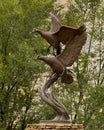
0;0;104;130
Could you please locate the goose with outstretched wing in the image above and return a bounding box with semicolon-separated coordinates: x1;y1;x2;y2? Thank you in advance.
32;11;85;55
37;24;87;84
32;10;61;55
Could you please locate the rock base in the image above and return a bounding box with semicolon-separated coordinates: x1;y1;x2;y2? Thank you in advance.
25;123;84;130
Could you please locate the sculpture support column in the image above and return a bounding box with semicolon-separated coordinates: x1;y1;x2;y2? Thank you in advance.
39;73;69;122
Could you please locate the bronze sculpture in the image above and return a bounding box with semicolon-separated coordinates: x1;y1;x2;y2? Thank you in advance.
32;11;87;122
32;10;61;55
32;11;86;55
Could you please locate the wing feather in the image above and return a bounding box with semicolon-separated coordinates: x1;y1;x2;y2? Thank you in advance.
50;11;61;32
57;30;87;66
53;25;77;44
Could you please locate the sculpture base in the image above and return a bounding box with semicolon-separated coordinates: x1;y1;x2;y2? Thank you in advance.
25;123;84;130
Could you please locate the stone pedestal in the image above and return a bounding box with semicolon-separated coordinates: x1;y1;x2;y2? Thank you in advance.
25;123;84;130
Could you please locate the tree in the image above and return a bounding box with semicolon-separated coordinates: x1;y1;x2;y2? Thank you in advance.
57;0;104;129
0;0;104;130
0;0;55;129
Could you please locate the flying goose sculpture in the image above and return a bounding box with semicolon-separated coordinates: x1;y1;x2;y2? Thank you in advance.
37;24;87;84
32;11;85;55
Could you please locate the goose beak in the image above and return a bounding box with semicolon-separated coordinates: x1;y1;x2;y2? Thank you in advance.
36;56;41;60
30;28;37;34
32;28;36;33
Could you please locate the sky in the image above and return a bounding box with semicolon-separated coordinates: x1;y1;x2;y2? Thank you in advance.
57;0;68;4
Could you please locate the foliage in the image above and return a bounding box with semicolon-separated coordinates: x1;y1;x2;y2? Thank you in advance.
58;0;104;129
0;0;54;129
0;0;104;130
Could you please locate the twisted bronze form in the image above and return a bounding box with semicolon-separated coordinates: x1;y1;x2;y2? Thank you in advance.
39;73;69;122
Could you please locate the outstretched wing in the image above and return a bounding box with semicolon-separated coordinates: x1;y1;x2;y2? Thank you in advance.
53;25;77;44
57;28;87;66
53;24;86;45
50;10;61;32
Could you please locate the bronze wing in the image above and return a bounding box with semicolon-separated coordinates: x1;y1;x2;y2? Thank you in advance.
50;10;61;33
56;26;87;67
53;24;86;45
53;25;77;44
